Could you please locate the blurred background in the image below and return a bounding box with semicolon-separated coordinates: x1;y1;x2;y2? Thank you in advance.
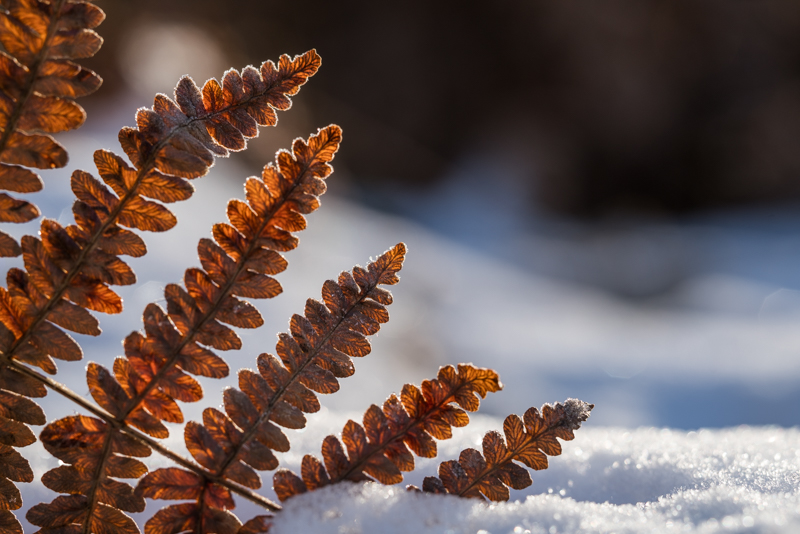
12;0;800;436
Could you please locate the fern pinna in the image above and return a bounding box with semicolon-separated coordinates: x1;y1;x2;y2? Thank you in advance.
273;364;502;499
0;4;593;533
416;399;593;501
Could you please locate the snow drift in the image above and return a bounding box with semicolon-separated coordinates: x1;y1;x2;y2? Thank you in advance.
267;417;800;534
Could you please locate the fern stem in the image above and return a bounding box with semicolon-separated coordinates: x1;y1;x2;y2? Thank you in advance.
0;0;68;161
116;159;314;423
82;425;114;534
3;357;282;512
197;485;209;532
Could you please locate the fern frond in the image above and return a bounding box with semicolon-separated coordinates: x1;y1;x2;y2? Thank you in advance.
137;244;406;534
0;55;317;382
0;50;321;378
120;50;320;178
0;366;43;532
0;330;46;531
0;50;319;371
415;399;593;501
0;0;104;257
0;53;318;532
272;363;501;501
27;125;339;533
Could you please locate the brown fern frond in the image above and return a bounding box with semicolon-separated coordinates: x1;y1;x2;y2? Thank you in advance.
0;0;104;257
0;50;321;376
414;399;593;501
120;49;320;179
28;125;339;533
138;244;406;534
0;54;319;393
272;363;501;501
1;54;319;532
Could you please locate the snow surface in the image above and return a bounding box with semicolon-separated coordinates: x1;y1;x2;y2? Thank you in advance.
265;413;800;534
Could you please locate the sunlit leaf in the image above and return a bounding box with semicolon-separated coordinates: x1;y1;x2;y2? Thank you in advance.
421;399;593;501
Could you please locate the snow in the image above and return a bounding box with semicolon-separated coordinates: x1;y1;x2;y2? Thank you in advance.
146;404;798;534
265;414;800;534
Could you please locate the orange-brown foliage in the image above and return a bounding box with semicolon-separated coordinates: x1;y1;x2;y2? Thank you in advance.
0;5;592;533
138;244;406;534
273;364;501;501
416;399;593;501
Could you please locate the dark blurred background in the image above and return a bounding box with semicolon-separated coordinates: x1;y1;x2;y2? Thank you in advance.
86;0;800;218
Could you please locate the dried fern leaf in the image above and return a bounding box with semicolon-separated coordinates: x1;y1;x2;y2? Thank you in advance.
138;244;406;534
272;363;501;501
120;50;320;178
0;50;321;375
29;125;339;533
146;502;240;534
0;0;105;257
0;55;319;390
3;54;320;531
413;399;593;501
0;322;45;533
